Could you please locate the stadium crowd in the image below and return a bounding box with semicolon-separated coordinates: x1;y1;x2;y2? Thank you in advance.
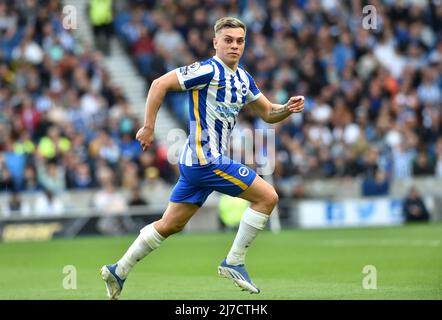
0;0;174;203
114;0;442;198
0;0;441;204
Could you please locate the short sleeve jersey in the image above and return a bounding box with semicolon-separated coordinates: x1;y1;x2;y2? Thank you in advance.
175;56;261;166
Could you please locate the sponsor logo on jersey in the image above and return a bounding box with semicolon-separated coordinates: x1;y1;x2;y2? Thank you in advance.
189;62;200;73
239;167;249;177
216;105;240;119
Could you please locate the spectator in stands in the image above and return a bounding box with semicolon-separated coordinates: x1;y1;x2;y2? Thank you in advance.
13;130;35;159
19;95;41;134
88;0;114;55
0;165;14;192
132;25;155;77
119;159;140;190
22;164;40;192
98;131;121;168
93;173;133;235
119;133;142;161
392;142;415;180
3;139;26;190
93;174;127;214
69;132;89;163
413;151;435;176
70;163;97;190
36;157;66;194
153;18;185;63
34;188;65;216
12;26;44;65
1;191;31;217
403;186;430;222
37;126;71;160
141;165;169;201
342;148;363;177
126;185;150;231
362;169;390;197
417;68;441;107
64;151;80;189
128;186;148;207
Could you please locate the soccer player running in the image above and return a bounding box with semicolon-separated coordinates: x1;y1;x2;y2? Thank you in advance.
100;17;304;299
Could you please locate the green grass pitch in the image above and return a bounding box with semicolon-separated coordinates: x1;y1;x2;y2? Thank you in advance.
0;223;441;299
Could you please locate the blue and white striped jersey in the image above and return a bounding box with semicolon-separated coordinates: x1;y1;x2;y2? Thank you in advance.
175;55;261;166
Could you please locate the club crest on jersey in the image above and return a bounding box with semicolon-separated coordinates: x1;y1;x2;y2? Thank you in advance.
238;167;249;177
241;82;247;95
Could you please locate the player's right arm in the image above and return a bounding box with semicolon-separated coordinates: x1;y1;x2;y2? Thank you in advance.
136;61;214;151
136;70;182;151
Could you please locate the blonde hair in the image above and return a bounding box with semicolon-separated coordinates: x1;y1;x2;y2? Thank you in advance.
214;17;246;35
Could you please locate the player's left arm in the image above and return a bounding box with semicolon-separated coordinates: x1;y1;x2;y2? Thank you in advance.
247;94;304;124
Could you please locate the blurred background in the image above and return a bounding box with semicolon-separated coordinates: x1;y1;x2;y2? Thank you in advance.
0;0;441;241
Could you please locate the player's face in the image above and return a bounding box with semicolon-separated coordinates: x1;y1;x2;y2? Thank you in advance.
214;28;245;69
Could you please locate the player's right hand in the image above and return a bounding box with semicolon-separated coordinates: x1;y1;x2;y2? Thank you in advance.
136;126;154;151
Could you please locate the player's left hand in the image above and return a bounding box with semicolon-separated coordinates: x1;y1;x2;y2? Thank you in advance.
286;96;304;113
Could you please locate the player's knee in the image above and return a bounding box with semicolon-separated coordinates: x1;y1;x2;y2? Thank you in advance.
267;189;279;208
260;189;278;211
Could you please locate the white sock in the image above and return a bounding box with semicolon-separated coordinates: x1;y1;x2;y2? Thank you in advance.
226;207;269;266
115;223;164;279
